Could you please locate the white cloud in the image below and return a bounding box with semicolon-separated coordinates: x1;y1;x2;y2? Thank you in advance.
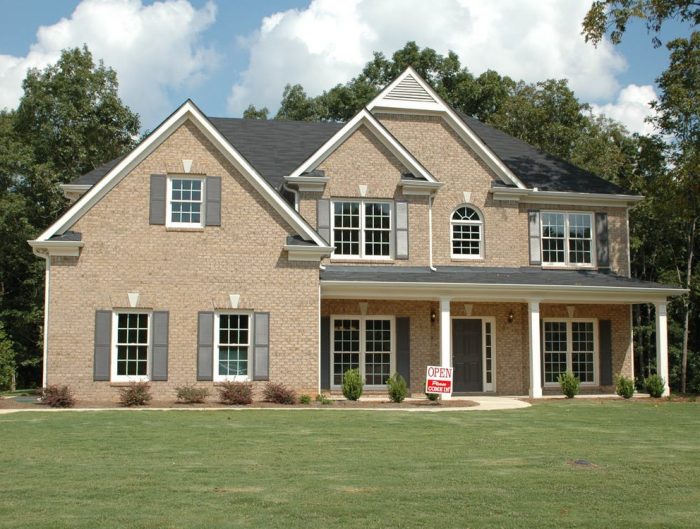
228;0;627;116
591;84;658;135
0;0;217;126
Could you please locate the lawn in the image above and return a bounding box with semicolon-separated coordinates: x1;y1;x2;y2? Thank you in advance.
1;401;698;529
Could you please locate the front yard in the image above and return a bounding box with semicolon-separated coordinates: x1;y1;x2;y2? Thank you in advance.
1;400;698;529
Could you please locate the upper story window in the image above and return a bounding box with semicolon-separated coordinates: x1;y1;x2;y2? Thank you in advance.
167;177;204;227
541;212;594;267
112;312;150;382
332;200;392;259
451;205;483;259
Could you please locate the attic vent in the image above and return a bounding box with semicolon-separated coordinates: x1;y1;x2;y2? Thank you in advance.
384;74;435;102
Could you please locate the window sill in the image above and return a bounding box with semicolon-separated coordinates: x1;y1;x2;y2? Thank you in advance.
213;380;252;385
451;257;484;262
109;380;150;387
330;259;396;265
541;265;597;271
165;226;205;232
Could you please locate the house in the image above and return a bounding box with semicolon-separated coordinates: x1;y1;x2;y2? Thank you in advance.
29;67;683;400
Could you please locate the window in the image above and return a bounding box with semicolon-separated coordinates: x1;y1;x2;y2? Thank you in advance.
451;205;483;258
541;212;593;266
215;313;250;381
543;320;597;385
112;312;150;382
167;177;204;227
332;200;392;259
332;316;394;386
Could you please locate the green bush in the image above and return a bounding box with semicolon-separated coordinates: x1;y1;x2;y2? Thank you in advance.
299;394;311;405
262;382;297;404
386;373;408;403
342;368;363;401
175;385;209;404
315;393;332;405
645;374;666;398
218;382;253;405
615;375;635;399
118;382;152;407
41;385;75;408
558;372;580;398
425;392;440;401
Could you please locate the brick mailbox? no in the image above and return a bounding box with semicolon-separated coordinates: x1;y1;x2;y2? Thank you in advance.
425;365;453;395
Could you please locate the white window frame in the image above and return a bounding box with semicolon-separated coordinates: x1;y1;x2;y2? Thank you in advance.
451;316;496;392
166;176;205;228
213;311;253;382
111;310;151;383
540;211;595;268
330;200;393;260
450;204;484;260
542;318;598;386
330;315;395;388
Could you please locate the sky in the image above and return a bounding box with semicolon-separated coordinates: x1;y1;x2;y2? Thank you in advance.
0;0;692;134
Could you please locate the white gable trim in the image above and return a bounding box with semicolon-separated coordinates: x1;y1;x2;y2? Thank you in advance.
34;100;330;248
286;108;438;183
368;67;527;190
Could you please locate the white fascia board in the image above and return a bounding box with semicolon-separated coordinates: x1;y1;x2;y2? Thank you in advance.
398;180;444;196
60;184;91;194
35;100;328;248
28;240;83;257
284;244;334;262
491;187;645;207
287;109;438;184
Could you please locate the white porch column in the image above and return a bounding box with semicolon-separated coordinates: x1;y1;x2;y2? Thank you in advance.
528;300;543;398
655;301;671;397
439;297;452;400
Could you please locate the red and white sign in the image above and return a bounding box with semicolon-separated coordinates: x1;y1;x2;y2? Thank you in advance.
425;365;453;395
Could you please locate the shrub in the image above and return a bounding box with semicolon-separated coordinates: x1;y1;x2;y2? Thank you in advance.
118;382;152;407
262;382;297;404
615;375;635;399
175;385;209;404
386;373;408;403
558;372;580;398
41;385;75;408
218;381;253;405
299;394;311;405
425;392;440;401
342;368;363;401
315;393;332;405
645;374;666;398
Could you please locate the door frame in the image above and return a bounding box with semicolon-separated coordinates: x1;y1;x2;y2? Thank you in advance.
451;316;496;392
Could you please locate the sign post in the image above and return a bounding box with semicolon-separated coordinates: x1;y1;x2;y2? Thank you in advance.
425;365;453;396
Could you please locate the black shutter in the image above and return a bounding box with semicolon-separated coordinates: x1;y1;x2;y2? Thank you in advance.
197;312;214;381
528;210;541;265
149;174;166;225
599;320;613;385
253;312;270;381
396;317;411;388
93;310;112;381
317;199;331;244
151;311;169;381
595;212;610;271
205;176;221;226
395;201;409;259
320;317;331;390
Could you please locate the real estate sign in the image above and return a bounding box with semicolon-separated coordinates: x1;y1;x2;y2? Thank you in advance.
425;366;453;395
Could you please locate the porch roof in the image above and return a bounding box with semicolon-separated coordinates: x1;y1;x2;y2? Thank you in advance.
320;266;684;303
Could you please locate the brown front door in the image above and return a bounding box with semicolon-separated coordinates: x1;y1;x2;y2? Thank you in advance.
452;319;483;392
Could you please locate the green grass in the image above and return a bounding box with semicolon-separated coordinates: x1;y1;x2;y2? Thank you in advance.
1;401;699;529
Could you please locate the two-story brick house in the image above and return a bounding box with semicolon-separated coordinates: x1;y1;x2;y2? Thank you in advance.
29;68;682;400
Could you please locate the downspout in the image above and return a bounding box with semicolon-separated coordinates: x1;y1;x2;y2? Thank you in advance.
428;194;436;271
281;182;300;212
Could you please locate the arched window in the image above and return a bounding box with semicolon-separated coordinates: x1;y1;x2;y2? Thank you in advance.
451;205;483;258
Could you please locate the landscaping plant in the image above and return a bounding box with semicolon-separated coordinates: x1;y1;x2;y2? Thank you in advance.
645;374;666;398
218;381;253;405
558;372;580;398
386;373;408;403
299;394;311;405
118;382;152;407
425;392;440;402
40;385;75;408
615;374;635;399
175;385;209;404
262;382;297;404
342;368;363;401
315;393;332;405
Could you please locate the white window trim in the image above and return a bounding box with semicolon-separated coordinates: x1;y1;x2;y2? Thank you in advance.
330;200;394;260
450;204;484;260
111;310;151;383
451;316;496;392
330;315;396;389
540;211;596;269
166;176;206;228
213;311;253;382
542;318;598;387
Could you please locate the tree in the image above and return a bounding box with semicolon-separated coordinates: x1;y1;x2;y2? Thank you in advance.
242;105;269;120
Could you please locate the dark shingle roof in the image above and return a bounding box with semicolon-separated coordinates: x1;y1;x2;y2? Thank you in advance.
49;231;82;242
457;112;628;194
320;265;678;290
71;156;125;186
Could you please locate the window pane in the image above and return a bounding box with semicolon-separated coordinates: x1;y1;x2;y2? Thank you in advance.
218;314;250;378
170;179;203;224
333;319;360;385
572;322;595;382
364;203;391;257
544;321;568;383
116;314;149;377
365;353;391;385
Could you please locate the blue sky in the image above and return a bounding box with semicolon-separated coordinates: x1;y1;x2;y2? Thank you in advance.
0;0;691;134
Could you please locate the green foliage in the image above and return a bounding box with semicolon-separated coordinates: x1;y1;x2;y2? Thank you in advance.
341;368;363;401
645;374;666;398
299;394;311;405
242;104;269;120
40;385;75;408
386;373;408;403
558;372;581;398
615;374;635;399
218;381;253;405
315;393;332;405
175;385;209;404
118;382;152;407
0;323;16;391
262;382;297;404
425;392;440;401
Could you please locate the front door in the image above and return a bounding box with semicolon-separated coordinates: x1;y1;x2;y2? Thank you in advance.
452;319;483;392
